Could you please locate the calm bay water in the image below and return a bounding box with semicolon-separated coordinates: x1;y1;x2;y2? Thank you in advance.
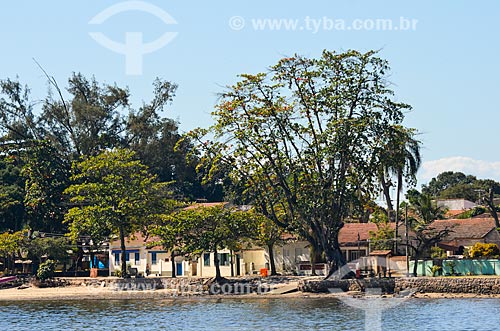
0;298;499;331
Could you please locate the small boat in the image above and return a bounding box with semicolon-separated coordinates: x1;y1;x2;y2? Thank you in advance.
0;276;17;284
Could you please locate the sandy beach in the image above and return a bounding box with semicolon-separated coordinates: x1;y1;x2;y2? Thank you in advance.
0;284;321;301
2;284;500;301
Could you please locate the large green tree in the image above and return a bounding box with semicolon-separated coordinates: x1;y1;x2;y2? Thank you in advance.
188;50;416;277
422;171;500;227
0;155;25;232
0;230;26;273
164;205;251;281
22;141;70;233
0;78;39;142
65;148;166;277
40;73;129;158
422;171;477;198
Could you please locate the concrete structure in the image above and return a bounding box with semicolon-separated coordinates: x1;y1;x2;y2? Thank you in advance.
437;198;477;211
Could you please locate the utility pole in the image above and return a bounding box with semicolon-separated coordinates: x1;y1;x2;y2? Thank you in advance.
405;204;410;277
394;208;399;255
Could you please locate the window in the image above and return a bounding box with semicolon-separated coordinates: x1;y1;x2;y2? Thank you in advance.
151;252;157;265
114;253;120;265
218;253;230;266
135;252;140;265
349;250;365;262
126;253;130;262
295;248;303;262
203;253;210;266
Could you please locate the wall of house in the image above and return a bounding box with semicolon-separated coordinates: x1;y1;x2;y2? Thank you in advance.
437;199;477;210
109;236;183;277
484;230;500;246
196;249;245;278
109;236;147;276
147;251;173;276
273;241;310;274
272;242;370;275
241;249;267;275
341;247;369;262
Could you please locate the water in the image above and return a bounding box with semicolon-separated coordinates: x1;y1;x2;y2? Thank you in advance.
0;298;499;331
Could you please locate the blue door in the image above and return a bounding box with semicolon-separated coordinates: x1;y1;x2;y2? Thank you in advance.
176;262;183;276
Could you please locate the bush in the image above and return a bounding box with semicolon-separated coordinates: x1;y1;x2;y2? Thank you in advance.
457;206;486;219
37;259;56;281
430;265;442;277
431;246;447;259
445;261;456;275
468;243;500;258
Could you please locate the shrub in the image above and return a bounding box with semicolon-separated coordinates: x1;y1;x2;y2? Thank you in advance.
430;265;442;277
430;246;446;259
37;259;56;281
445;261;456;275
457;206;486;219
468;243;500;258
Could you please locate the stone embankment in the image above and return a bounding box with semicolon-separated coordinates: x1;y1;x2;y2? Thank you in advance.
63;275;297;295
395;277;500;295
299;277;500;294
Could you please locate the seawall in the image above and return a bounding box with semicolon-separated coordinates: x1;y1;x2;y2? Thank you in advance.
299;277;500;294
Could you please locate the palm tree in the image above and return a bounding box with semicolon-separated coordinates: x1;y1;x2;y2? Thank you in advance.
377;126;421;253
408;190;446;222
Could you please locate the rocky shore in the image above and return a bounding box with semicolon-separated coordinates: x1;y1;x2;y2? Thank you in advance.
299;276;500;296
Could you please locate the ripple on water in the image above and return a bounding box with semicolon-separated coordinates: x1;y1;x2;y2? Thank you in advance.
0;297;499;331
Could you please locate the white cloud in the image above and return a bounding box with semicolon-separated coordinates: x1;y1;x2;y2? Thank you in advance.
419;156;500;184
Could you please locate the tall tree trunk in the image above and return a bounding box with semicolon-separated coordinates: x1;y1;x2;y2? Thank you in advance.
230;249;234;277
267;244;277;276
325;241;348;279
213;247;222;282
412;255;419;277
310;245;317;276
394;172;402;255
381;176;394;219
171;250;176;278
90;250;95;271
119;226;127;277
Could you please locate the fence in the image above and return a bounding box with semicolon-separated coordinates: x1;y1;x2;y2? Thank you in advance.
409;259;500;276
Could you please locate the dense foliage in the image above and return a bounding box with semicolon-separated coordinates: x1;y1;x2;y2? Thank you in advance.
188;50;419;275
468;243;500;258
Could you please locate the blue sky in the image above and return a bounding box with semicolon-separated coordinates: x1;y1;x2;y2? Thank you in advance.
1;1;499;187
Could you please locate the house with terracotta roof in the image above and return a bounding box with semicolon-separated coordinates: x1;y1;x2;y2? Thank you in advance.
108;232;187;277
108;202;257;277
272;222;396;275
109;219;390;277
430;218;500;255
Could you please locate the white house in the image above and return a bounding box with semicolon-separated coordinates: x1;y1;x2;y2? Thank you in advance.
108;233;190;277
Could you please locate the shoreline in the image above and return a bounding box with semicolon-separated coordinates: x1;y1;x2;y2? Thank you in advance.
2;275;500;301
2;285;500;301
